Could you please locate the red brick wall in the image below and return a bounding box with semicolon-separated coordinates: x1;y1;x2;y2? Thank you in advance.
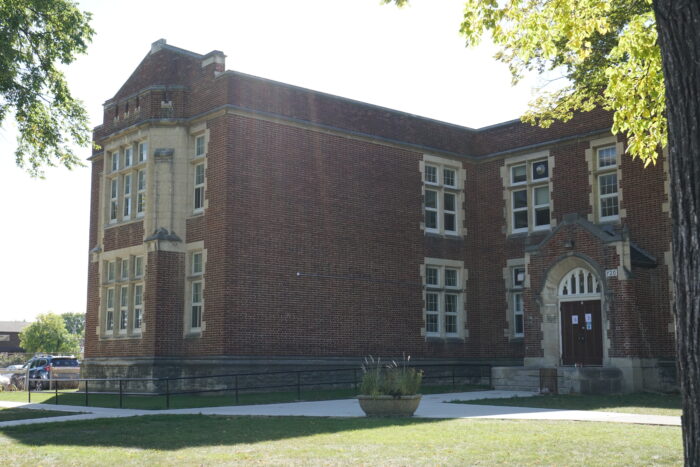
103;222;145;252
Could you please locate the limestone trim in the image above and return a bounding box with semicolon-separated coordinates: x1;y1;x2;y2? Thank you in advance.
420;258;467;340
419;154;466;237
97;245;148;340
503;258;528;340
184;241;207;337
586;135;626;223
500;150;555;235
533;254;609;367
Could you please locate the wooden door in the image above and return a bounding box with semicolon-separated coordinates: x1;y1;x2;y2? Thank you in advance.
561;300;603;366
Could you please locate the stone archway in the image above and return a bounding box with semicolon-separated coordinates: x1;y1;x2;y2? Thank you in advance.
527;254;608;367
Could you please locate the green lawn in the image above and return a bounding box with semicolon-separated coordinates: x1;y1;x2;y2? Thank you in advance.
0;407;80;422
0;384;487;410
0;415;682;466
452;392;682;416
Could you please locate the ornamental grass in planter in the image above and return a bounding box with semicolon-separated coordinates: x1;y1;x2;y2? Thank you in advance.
357;356;423;417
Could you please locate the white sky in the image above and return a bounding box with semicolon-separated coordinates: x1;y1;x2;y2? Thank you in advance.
0;0;542;322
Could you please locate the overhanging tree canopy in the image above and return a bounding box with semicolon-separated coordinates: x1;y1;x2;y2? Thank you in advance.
0;0;94;177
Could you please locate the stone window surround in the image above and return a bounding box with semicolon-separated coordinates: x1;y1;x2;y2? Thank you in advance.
97;246;147;339
103;138;149;227
421;257;468;340
586;136;626;224
184;241;207;337
501;150;555;236
503;258;529;340
189;126;209;216
419;154;467;237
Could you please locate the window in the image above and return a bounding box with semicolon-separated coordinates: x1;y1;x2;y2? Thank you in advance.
111;151;119;172
119;286;128;333
138;142;148;163
507;158;550;233
195;135;206;157
106;288;115;331
109;179;118;223
191;281;203;329
193;163;205;213
192;251;203;275
136;170;146;217
133;284;143;331
120;258;129;281
423;261;464;338
123;174;132;220
134;256;144;279
186;246;205;334
124;147;132;168
511;266;525;338
597;146;619;221
107;261;116;283
423;160;461;235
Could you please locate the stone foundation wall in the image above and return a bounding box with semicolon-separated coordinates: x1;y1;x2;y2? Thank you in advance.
81;356;510;393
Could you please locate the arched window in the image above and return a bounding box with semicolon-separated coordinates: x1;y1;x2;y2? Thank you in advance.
559;267;600;297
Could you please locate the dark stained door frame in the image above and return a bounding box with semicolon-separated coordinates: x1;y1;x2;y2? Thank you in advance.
560;300;603;366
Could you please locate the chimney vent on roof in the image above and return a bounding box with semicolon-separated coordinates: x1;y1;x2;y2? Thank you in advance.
151;39;167;54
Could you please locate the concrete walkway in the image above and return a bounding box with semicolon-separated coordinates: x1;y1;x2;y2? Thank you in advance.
0;390;681;428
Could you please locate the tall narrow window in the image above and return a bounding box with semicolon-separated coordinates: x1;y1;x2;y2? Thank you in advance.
422;160;461;235
133;284;143;331
136;169;146;217
119;286;128;333
134;256;144;279
106;288;115;332
192;252;203;275
511;266;525;337
595;145;619;222
191;281;203;329
193;163;205;213
124;147;132;168
138;142;148;163
123;174;132;220
107;261;116;283
120;258;129;281
195;135;206;157
111;151;119;172
110;179;118;223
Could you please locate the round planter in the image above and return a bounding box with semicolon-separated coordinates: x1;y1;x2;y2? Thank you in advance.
357;394;422;417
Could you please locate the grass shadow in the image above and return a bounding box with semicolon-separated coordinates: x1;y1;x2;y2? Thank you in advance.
0;414;439;450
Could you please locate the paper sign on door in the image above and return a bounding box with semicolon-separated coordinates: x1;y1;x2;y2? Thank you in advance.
572;315;579;324
585;313;592;323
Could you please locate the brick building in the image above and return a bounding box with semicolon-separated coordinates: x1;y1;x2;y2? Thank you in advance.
84;40;676;393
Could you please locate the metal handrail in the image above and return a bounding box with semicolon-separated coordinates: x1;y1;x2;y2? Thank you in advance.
15;363;492;409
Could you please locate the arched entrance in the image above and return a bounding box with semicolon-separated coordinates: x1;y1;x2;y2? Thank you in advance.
531;255;608;368
558;267;603;366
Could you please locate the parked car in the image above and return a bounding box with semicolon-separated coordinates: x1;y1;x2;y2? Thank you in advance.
10;355;80;390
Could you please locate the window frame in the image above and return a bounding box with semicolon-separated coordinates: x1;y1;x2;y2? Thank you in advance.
596;145;620;222
506;156;551;234
194;134;206;158
191;281;203;330
422;158;462;236
193;163;205;213
133;283;143;333
508;264;526;338
423;261;465;339
138;142;148;163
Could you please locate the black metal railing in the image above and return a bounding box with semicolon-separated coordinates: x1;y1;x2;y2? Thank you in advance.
20;363;492;409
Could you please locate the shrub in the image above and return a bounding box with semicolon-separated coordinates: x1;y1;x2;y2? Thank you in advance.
359;356;423;398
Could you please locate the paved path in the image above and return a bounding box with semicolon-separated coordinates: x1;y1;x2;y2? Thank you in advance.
0;391;681;428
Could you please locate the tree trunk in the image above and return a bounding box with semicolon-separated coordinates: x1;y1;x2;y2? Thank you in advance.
653;1;700;465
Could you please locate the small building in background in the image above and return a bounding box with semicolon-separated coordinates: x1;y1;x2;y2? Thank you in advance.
0;321;31;353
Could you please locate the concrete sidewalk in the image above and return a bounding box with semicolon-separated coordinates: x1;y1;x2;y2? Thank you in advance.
0;390;681;428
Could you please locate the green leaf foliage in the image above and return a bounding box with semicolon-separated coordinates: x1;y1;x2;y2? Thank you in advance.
384;0;664;166
0;0;94;177
61;311;85;336
19;313;80;355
